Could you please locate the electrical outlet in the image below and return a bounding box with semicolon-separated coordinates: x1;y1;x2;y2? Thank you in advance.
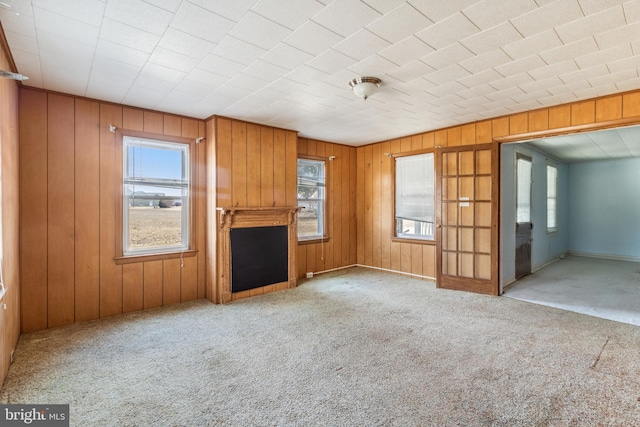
306;272;313;279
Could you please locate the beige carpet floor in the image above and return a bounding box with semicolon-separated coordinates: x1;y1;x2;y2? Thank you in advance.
1;267;639;426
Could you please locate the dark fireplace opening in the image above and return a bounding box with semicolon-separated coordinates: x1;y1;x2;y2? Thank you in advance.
230;226;289;293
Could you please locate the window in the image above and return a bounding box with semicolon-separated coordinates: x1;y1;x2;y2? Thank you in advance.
516;155;532;223
123;136;190;256
547;163;558;232
297;157;326;241
395;152;435;240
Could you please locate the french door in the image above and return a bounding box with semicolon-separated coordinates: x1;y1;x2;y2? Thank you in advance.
436;143;499;295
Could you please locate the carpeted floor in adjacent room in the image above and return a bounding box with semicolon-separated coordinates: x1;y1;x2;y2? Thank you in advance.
1;267;639;426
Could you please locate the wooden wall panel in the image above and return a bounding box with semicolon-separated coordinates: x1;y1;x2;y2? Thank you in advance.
47;94;75;327
1;46;21;386
74;99;100;323
296;138;357;277
19;88;207;332
19;89;48;332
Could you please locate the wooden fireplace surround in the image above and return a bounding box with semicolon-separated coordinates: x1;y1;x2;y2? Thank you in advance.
216;206;302;303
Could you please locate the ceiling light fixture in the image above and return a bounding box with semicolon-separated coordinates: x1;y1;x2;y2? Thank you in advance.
349;76;381;100
0;70;28;81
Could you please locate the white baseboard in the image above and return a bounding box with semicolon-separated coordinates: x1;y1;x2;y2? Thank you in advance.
356;264;436;282
568;251;640;263
532;256;562;273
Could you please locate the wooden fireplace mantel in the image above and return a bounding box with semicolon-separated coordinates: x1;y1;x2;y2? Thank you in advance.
215;206;302;303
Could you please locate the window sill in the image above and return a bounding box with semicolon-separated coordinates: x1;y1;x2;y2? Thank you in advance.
114;249;198;265
298;237;330;245
391;237;436;245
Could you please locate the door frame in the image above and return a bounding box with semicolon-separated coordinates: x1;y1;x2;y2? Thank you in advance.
435;142;500;296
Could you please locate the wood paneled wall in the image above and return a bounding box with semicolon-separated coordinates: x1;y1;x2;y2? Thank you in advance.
0;45;21;386
297;138;358;277
356;134;437;279
206;116;298;301
356;91;640;280
19;88;207;333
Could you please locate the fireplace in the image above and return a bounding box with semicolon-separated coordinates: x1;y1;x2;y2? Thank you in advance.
216;206;301;302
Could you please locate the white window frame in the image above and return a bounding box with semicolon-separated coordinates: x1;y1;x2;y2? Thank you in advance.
297;157;326;242
394;151;435;241
122;136;190;256
546;162;558;233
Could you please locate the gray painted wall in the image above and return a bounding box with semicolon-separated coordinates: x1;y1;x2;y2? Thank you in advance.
568;157;640;259
500;143;569;291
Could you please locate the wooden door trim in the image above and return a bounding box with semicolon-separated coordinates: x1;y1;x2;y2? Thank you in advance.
435;142;500;296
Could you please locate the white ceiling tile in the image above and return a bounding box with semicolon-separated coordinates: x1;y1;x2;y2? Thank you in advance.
502;30;562;61
34;7;99;45
148;47;200;73
606;55;640;74
555;5;625;44
494;54;546;76
36;31;95;59
421;42;474;70
33;0;105;26
574;44;632;69
546;79;590;95
42;65;90;95
484;86;525;102
183;68;228;91
595;21;640;50
463;0;537;30
99;17;160;53
242;60;289;82
379;36;434;66
457;68;502;88
361;0;405;14
3;31;39;55
511;0;584;37
261;43;314;71
424;64;470;85
415;13;479;50
0;12;37;38
588;68;637;87
265;78;309;95
311;0;381;38
527;59;579;80
408;0;483;21
426;81;468;97
539;37;598;64
458;49;511;73
141;0;183;13
285;65;330;84
558;63;609;84
138;62;185;86
578;0;625;16
623;0;640;22
229;11;291;50
199;54;247;78
104;0;172;36
519;76;564;93
188;0;258;22
616;77;640;92
252;0;325;30
91;56;142;81
283;21;344;56
86;79;129;103
460;22;522;55
123;84;168;106
10;50;43;82
307;49;358;74
366;3;432;44
333;29;390;61
158;28;215;60
95;38;150;67
211;36;266;66
171;2;235;44
386;60;435;83
348;54;399;76
226;74;272;92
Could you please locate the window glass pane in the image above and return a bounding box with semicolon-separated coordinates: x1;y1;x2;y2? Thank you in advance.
395;153;434;240
547;164;558;231
297;159;325;239
124;137;189;255
516;157;532;223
